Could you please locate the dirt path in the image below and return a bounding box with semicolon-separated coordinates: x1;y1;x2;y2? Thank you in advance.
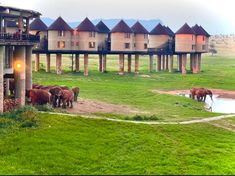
40;111;235;126
66;99;146;115
152;89;235;99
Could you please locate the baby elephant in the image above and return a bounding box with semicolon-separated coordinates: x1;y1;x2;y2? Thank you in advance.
72;87;80;102
61;90;74;108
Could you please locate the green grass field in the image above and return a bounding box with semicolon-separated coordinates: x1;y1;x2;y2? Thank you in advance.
33;54;235;121
0;55;235;174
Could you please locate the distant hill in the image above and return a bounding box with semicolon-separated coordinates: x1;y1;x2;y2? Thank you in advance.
41;17;162;32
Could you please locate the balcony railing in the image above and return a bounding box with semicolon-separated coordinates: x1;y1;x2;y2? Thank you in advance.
0;33;40;43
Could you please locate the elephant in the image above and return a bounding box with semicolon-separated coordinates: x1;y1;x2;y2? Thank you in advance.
195;88;213;102
49;86;63;107
60;90;74;108
28;89;51;105
72;87;80;102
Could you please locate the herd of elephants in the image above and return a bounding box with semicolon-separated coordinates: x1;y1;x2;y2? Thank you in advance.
7;80;213;110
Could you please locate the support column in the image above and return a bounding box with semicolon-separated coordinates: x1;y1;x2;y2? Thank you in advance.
26;46;32;91
0;46;5;112
198;53;201;73
119;54;124;75
128;54;132;73
56;54;62;75
177;55;182;72
166;55;169;70
102;54;107;73
181;54;187;74
190;54;193;71
84;54;89;76
135;54;140;74
34;53;40;72
46;54;51;73
75;54;80;72
169;55;174;73
157;55;161;72
149;55;153;72
191;54;197;74
162;55;165;70
14;46;26;107
99;54;103;72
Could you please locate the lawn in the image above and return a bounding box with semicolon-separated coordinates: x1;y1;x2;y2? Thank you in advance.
0;112;235;175
33;54;235;121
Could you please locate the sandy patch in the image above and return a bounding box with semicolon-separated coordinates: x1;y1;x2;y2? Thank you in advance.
152;89;235;99
67;98;143;115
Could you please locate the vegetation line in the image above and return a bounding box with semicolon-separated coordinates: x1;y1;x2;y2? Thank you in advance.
39;111;235;125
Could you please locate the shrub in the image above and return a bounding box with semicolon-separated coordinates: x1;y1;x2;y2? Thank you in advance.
34;104;54;112
20;109;39;128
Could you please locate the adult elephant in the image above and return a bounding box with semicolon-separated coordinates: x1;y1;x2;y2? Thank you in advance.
28;89;51;105
195;88;213;102
49;87;63;107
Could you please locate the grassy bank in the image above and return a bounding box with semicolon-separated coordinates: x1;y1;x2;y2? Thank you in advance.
0;113;235;174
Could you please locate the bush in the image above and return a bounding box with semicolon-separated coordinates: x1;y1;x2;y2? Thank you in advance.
34;104;54;112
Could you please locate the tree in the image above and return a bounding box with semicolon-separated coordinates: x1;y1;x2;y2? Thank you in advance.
209;43;217;56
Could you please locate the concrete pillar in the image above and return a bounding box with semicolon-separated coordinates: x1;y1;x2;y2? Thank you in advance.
26;46;32;91
191;54;196;74
135;54;140;74
169;55;174;73
0;46;5;112
181;54;187;74
157;55;161;72
198;53;201;73
162;55;165;70
14;46;26;107
34;53;40;72
99;54;103;72
166;55;169;70
128;54;132;73
190;54;193;71
56;54;62;75
75;54;80;72
149;55;154;72
46;54;51;73
102;54;107;73
84;54;89;76
177;55;182;72
119;54;125;75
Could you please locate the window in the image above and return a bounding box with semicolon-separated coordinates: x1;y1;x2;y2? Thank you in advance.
125;33;131;38
76;42;79;46
192;35;194;41
124;43;130;49
57;41;65;49
192;45;195;50
89;32;96;38
144;34;148;39
134;43;136;48
58;31;65;37
89;42;96;48
203;36;205;41
144;43;148;49
71;42;74;46
202;45;206;50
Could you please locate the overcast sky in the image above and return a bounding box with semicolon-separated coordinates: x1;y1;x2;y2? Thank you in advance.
1;0;234;34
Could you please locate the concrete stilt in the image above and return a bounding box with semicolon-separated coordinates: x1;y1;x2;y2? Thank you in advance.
75;54;80;72
99;54;103;72
149;55;154;72
198;53;201;73
56;54;62;75
34;53;40;72
26;46;32;91
128;54;132;73
102;54;107;73
14;46;26;106
84;54;89;76
135;54;140;74
0;46;5;112
190;54;193;71
166;55;169;70
46;54;51;73
157;55;161;72
162;55;166;70
169;55;174;73
181;54;187;74
178;55;182;72
119;54;125;75
191;54;197;74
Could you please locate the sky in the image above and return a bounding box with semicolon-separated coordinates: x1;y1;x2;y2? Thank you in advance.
1;0;234;34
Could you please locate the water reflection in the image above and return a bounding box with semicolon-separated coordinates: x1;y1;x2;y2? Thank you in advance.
179;94;235;114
